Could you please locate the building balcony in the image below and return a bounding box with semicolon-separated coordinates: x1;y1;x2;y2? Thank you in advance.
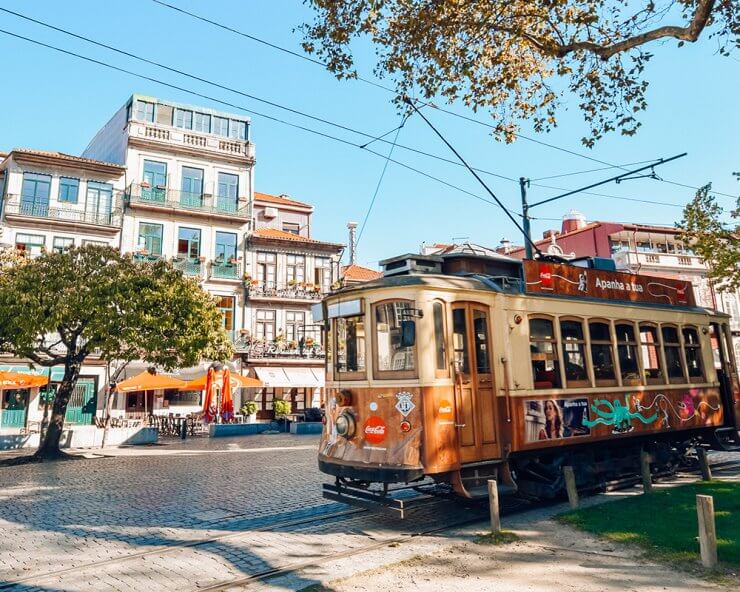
2;195;123;233
126;183;250;222
172;257;205;278
245;281;325;301
132;253;164;263
232;335;326;360
612;250;707;272
128;121;255;162
209;260;242;281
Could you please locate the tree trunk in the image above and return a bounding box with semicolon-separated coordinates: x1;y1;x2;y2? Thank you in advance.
34;361;81;460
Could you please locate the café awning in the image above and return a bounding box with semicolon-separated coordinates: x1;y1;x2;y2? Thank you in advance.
180;372;263;391
116;371;186;392
0;371;49;390
254;367;324;389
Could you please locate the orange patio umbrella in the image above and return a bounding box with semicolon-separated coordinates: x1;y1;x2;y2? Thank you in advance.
201;367;217;423
220;368;234;422
0;371;49;390
180;371;262;391
115;370;187;416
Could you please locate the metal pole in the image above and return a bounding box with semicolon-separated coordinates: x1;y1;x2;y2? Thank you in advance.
520;177;533;260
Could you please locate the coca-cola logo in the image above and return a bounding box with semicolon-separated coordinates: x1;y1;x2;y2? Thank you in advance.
438;399;454;421
540;265;553;289
363;416;387;444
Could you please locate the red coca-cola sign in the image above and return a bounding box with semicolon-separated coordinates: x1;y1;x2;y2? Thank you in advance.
539;264;553;289
363;416;387;445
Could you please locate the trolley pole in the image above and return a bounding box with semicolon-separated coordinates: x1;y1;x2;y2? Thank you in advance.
520;177;532;260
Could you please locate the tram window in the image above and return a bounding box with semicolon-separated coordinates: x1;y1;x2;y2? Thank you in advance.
374;301;416;375
615;323;640;385
433;302;448;375
662;325;685;383
560;319;588;386
589;321;617;386
335;315;365;375
452;308;470;374
473;310;491;374
529;318;561;389
683;327;705;380
639;324;664;384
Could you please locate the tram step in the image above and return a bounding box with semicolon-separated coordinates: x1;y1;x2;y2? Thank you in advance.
464;482;517;500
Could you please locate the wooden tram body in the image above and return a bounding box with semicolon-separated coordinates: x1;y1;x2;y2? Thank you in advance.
317;251;740;507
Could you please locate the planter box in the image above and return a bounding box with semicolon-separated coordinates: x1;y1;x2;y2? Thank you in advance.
209;422;279;438
0;426;158;451
289;422;323;435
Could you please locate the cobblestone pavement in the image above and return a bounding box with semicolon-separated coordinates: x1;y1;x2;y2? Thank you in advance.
0;438;736;592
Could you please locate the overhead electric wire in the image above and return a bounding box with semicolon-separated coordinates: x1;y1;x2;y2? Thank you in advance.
529;160;656;182
149;0;738;200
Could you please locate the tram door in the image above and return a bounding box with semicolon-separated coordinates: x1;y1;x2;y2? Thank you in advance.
451;303;500;463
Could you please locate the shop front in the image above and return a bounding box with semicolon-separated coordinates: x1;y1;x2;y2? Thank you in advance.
251;366;324;419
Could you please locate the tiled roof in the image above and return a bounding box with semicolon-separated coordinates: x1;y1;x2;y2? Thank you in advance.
9;148;125;170
342;264;383;281
253;191;312;209
251;227;342;248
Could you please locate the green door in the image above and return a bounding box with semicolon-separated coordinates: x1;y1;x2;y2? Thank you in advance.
1;389;29;428
64;379;97;425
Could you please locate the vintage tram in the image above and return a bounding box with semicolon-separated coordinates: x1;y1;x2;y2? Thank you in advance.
316;249;740;510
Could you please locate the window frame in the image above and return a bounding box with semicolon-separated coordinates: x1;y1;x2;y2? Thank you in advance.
286;254;306;284
256;251;277;287
255;309;276;341
638;322;665;385
52;236;74;254
285;310;306;343
334;313;367;380
58;177;79;204
682;325;706;382
137;222;163;256
615;321;642;386
432;300;449;378
559;316;591;388
528;315;562;390
174;108;193;130
177;226;201;259
371;298;418;380
587;318;619;387
135;100;155;122
661;323;687;384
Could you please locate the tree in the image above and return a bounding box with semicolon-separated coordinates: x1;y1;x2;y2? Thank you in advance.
0;245;232;460
679;184;740;290
301;0;737;146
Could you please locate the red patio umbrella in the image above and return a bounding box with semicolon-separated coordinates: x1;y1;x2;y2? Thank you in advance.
220;368;234;422
201;367;217;423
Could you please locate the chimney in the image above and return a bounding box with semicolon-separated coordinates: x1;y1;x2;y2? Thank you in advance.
347;222;358;265
499;237;511;254
562;209;586;234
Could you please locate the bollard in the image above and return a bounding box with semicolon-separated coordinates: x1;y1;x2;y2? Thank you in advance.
563;466;579;509
180;420;187;440
640;449;653;493
487;480;501;533
696;494;718;569
697;447;712;481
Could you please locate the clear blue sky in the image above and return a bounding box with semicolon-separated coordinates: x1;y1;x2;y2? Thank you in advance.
0;0;737;268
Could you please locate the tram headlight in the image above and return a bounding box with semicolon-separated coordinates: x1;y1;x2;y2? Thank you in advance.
335;411;356;438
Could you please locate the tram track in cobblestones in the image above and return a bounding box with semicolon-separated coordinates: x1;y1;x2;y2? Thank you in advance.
1;459;737;591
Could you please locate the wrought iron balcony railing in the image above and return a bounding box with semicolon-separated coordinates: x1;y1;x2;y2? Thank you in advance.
209;260;242;280
232;336;326;359
172;257;205;278
245;281;326;300
3;195;123;227
126;183;250;219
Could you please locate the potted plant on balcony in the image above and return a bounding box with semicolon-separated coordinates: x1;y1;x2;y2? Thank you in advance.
331;281;341;291
198;255;206;263
141;181;151;189
250;279;259;286
287;278;297;287
228;256;238;265
273;399;291;431
240;400;259;424
313;284;322;293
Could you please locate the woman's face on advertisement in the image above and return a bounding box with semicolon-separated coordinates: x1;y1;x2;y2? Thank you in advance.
545;400;556;420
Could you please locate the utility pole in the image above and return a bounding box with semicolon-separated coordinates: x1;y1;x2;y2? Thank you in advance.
520;177;532;260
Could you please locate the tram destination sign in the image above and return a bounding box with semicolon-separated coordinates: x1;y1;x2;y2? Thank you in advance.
523;260;695;306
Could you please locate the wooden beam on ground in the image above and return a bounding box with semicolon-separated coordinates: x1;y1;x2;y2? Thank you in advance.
488;479;500;533
696;494;718;569
563;466;579;509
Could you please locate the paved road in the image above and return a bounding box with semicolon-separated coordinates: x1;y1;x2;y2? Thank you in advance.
0;437;736;592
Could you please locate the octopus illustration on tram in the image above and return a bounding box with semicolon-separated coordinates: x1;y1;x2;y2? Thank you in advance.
314;248;740;513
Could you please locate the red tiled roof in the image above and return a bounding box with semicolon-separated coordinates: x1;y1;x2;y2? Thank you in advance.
251;227;342;248
342;264;383;281
9;148;125;170
253;191;312;209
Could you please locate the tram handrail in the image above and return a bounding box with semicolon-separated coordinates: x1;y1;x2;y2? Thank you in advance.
501;356;512;424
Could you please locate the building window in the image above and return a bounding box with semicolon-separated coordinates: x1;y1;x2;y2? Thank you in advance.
138;222;163;256
58;177;79;204
256;309;276;341
213;116;229;137
52;237;74;253
180;166;203;207
335;315;365;375
82;240;106;246
20;172;51;216
177;227;201;259
256;252;276;287
639;324;663;384
286;311;305;342
215;296;235;336
216;172;239;212
529;317;561;389
588;321;617;386
193;112;211;133
282;222;300;235
314;257;332;292
174;108;193;129
433;301;448;375
135;100;155;122
143;160;167;190
85;182;113;224
15;233;45;256
286;254;305;285
616;323;640;385
662;325;685;383
229;120;247;140
560;319;589;387
374;300;416;375
683;327;705;381
215;231;237;262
